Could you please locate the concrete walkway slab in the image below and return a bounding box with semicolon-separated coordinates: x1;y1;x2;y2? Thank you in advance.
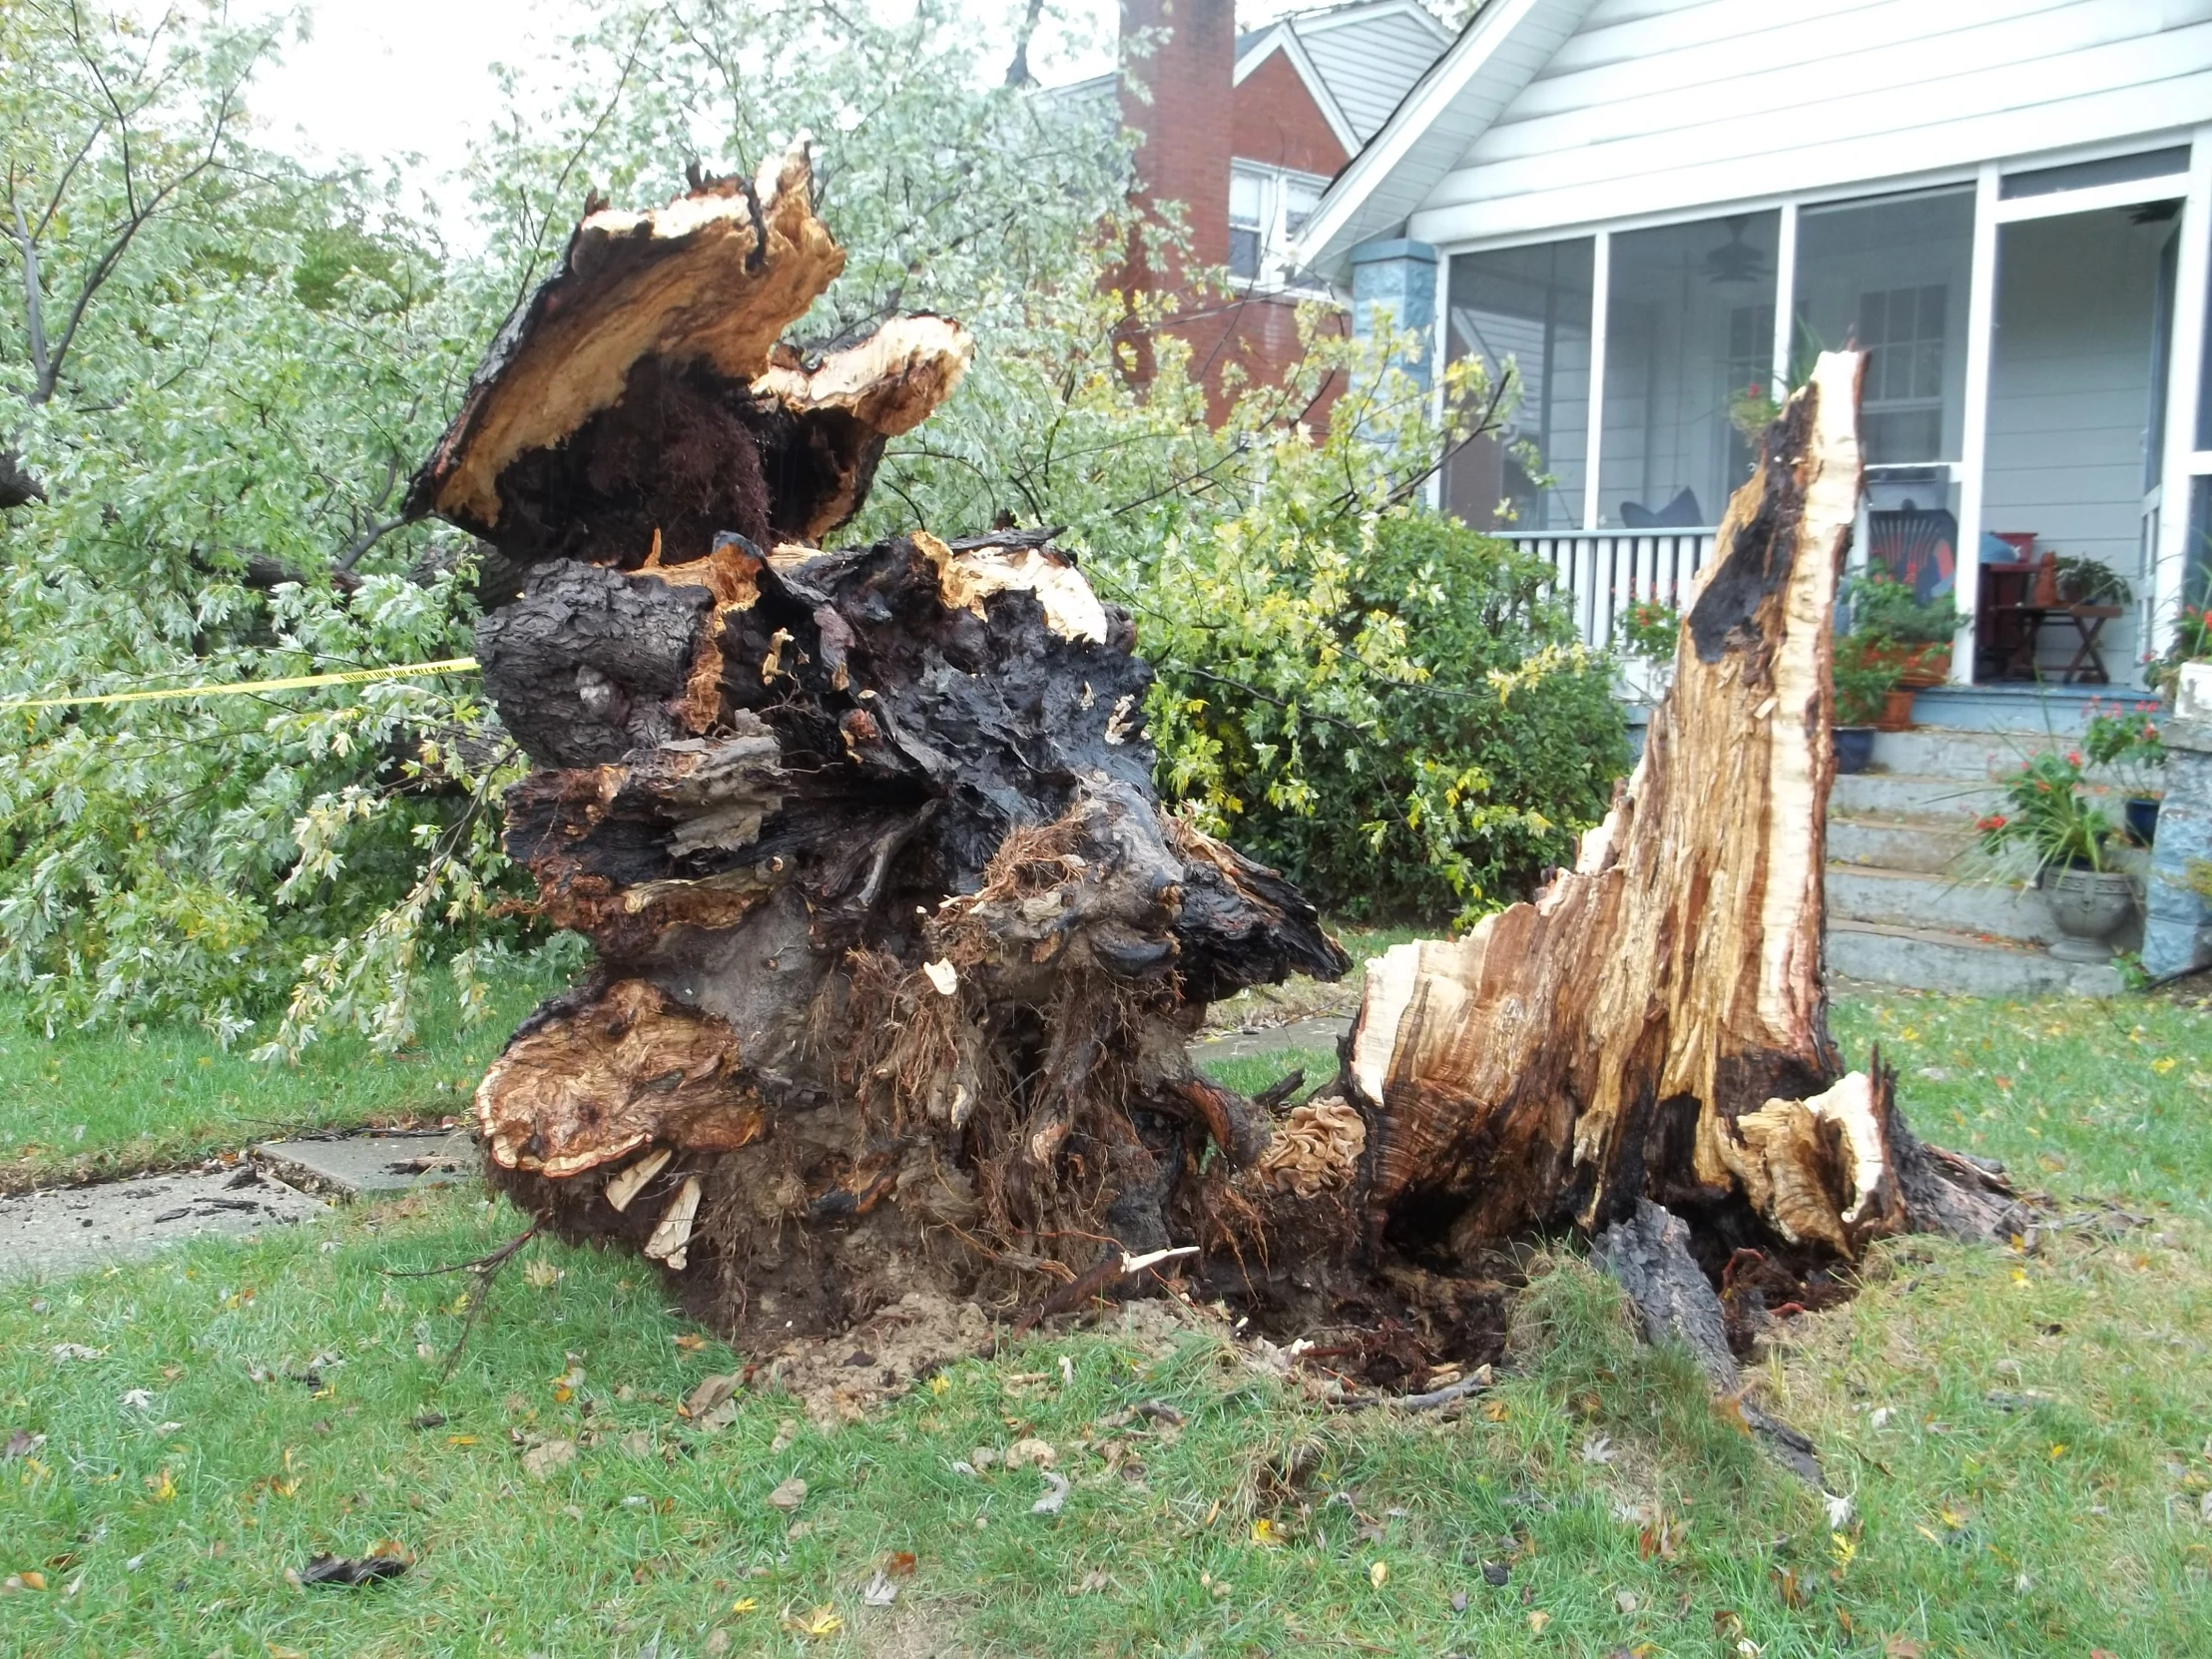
0;1166;327;1282
253;1127;476;1199
1192;1015;1352;1064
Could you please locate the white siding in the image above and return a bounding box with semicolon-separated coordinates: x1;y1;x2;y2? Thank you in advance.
1405;0;2212;245
1303;0;1593;261
1300;10;1456;142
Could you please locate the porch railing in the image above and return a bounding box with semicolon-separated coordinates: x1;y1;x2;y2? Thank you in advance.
1504;529;1718;652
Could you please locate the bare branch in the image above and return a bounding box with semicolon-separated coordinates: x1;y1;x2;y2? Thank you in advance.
334;515;407;573
1004;0;1047;86
6;174;53;389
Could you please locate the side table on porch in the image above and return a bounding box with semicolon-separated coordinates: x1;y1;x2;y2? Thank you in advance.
1981;600;2122;683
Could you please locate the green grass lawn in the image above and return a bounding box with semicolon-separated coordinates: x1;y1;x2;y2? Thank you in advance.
0;989;2206;1655
0;965;562;1194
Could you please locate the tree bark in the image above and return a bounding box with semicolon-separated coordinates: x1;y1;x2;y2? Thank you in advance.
1226;353;2024;1299
430;168;2014;1367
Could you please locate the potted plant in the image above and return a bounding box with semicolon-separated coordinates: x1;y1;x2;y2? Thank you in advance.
1831;634;1898;773
2147;593;2212;699
1974;749;2135;961
2053;556;2131;607
1613;599;1680;748
1842;570;1963;687
2081;701;2166;844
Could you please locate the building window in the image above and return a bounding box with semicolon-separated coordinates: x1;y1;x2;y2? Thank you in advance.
1229;162;1327;289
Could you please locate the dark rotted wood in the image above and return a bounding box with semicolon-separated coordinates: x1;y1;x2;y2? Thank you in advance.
405;148;970;576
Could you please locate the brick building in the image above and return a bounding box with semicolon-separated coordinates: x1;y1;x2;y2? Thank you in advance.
1059;0;1451;419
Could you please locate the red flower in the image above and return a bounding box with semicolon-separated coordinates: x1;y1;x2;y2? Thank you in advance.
2066;750;2082;767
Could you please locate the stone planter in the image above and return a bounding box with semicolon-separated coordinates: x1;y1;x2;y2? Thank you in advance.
2041;865;2136;962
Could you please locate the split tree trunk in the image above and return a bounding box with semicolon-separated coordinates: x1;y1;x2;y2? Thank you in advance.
427;162;2015;1363
1305;352;2024;1276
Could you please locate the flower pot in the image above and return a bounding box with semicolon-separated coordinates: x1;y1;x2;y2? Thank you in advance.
2124;797;2160;846
1898;644;1950;688
1833;727;1877;774
1866;641;1951;688
2040;865;2135;962
1874;687;1917;732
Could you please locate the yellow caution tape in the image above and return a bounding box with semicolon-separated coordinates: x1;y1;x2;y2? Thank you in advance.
2;657;479;712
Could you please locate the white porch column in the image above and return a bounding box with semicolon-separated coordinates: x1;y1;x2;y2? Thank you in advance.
1952;162;2002;686
1581;230;1610;532
1771;201;1798;395
2153;127;2212;658
1428;244;1451;511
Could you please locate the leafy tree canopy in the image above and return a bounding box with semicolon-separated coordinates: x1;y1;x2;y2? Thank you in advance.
0;0;1622;1054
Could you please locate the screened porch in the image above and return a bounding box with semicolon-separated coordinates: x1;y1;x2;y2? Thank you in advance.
1439;139;2212;690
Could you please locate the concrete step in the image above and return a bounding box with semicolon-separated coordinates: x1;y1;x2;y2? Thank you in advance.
1872;725;2146;787
1828;920;2122;998
1831;771;2006;825
1827;815;1979;875
1825;864;2056;944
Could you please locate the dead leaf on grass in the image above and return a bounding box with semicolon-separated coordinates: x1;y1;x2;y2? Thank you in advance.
785;1605;841;1637
1031;1471;1070;1515
861;1570;899;1607
521;1439;576;1480
1527;1609;1550;1633
1005;1437;1057;1468
685;1375;741;1417
299;1554;407;1588
767;1476;809;1511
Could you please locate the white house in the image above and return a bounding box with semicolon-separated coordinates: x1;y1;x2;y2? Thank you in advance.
1298;0;2212;708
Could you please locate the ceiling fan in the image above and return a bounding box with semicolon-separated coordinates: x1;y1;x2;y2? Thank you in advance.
1704;216;1769;284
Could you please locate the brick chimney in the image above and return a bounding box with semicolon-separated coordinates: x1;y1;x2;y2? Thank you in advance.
1120;0;1236;274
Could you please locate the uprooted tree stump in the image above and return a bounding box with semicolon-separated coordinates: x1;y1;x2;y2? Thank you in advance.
421;155;2019;1438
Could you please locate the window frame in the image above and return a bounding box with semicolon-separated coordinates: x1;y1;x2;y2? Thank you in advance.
1229;160;1334;297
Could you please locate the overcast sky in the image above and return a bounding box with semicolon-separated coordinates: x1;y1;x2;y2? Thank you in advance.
246;0;1133;238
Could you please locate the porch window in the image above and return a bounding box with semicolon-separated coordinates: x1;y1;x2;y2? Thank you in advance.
1596;212;1780;529
1441;238;1595;530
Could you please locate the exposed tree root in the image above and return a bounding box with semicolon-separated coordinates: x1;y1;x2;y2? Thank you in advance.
411;171;2015;1417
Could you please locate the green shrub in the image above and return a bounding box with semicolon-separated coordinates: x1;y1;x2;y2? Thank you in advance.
1842;569;1961;645
1832;632;1903;726
1141;503;1628;924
